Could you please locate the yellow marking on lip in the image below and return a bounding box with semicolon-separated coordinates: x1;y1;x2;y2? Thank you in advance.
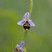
26;29;28;31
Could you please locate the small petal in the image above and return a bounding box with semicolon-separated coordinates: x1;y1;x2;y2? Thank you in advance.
17;20;25;26
24;12;30;20
19;48;24;52
16;44;20;48
29;20;35;26
20;41;25;48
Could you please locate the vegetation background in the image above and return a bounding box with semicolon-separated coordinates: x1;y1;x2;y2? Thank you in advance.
0;0;52;52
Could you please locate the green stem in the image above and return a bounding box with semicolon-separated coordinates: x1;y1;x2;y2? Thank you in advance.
24;31;28;46
29;0;33;14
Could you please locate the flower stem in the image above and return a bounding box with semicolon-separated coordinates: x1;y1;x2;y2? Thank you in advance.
29;0;33;14
23;30;28;46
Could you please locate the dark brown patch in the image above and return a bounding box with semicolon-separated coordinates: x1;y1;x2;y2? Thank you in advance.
23;21;30;30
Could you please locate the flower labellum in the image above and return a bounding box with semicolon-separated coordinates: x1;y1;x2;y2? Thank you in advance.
17;12;35;30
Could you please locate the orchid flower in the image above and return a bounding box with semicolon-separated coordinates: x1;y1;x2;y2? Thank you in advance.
17;12;35;30
15;41;25;52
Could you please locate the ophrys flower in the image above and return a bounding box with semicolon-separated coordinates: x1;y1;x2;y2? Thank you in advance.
17;12;35;31
15;41;25;52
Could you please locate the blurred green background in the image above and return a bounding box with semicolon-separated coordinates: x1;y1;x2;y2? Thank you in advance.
0;0;52;52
